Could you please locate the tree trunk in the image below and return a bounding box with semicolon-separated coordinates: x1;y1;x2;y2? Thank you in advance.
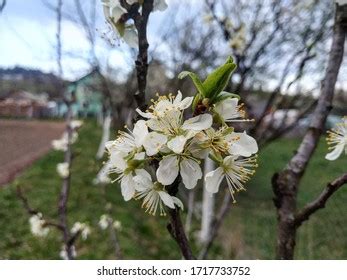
272;4;347;260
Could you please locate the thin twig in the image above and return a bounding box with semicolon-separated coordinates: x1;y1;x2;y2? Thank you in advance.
0;0;6;13
166;180;195;259
294;172;347;227
16;186;64;231
167;207;195;260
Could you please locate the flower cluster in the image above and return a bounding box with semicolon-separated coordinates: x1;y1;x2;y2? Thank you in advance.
51;120;83;152
325;116;347;161
52;120;83;179
101;0;167;48
103;90;258;215
101;57;258;215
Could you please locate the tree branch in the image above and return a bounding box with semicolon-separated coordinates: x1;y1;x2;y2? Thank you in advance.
16;186;64;231
0;0;6;13
166;179;195;259
58;105;74;259
294;172;347;227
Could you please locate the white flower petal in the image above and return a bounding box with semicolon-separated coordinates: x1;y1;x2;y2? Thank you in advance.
143;132;168;156
325;143;345;161
110;151;127;170
172;196;184;210
182;114;212;131
136;108;153;119
133;152;145;160
156;155;179;185
205;167;224;193
215;98;239;120
179;97;193;110
120;174;136;201
134;169;152;189
133;120;148;147
180;159;202;189
228;132;258;157
158;191;175;209
105;140;115;152
146;118;161;131
167;135;187;154
173;91;182;105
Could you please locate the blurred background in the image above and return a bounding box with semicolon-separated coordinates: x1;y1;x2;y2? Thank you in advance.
0;0;346;259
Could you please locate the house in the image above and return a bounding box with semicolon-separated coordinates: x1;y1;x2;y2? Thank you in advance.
0;90;54;118
58;69;105;119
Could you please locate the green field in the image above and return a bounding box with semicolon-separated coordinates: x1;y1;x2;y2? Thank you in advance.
1;121;346;259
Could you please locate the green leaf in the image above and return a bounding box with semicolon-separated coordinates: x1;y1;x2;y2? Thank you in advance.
212;91;240;103
202;56;237;99
178;71;206;97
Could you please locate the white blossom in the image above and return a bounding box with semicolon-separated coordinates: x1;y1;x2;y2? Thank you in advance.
59;245;77;260
52;131;78;152
29;213;49;237
205;155;258;203
56;162;69;179
99;214;111;230
134;170;183;216
136;91;193;119
71;222;91;240
326;116;347;160
103;90;259;212
69;120;83;130
113;220;122;230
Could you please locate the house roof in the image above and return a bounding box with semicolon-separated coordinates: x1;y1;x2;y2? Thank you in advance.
2;91;48;103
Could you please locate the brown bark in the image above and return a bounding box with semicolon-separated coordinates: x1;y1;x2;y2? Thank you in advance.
167;208;195;260
167;179;195;259
120;0;154;109
272;4;347;260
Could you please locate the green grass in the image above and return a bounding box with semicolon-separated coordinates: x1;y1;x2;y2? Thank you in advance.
0;121;346;259
222;139;347;259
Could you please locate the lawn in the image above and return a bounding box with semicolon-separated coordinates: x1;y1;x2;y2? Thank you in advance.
0;121;346;259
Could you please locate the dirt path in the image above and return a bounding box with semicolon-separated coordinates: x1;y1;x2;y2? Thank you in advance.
0;119;65;186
